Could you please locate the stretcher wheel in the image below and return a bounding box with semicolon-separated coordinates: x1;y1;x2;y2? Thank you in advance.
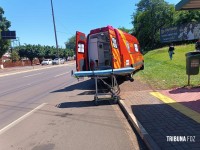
113;96;119;104
94;96;98;105
71;70;74;76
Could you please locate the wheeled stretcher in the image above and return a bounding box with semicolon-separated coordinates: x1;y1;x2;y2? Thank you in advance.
73;67;134;105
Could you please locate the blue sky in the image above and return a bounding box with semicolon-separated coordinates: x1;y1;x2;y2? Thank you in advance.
1;0;180;48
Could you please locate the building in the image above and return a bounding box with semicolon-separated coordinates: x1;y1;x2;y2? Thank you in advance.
176;0;200;10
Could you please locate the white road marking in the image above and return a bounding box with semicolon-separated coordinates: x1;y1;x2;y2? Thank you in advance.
54;71;70;78
0;103;47;135
23;73;43;78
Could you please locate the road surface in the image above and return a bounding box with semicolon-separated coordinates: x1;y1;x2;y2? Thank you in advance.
0;62;146;150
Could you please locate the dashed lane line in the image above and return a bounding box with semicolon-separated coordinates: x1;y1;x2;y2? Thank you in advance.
23;72;43;78
54;71;70;78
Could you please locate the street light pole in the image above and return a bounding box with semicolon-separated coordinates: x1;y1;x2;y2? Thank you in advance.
50;0;59;58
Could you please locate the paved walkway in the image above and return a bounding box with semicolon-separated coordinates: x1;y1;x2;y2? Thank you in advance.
119;78;200;150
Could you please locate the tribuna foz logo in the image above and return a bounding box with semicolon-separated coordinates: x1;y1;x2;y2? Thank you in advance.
166;136;195;142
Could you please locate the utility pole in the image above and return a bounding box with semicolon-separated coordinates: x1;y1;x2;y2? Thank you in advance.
50;0;59;58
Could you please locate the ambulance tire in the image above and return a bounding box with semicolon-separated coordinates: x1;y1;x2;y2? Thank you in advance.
129;73;134;82
140;64;144;70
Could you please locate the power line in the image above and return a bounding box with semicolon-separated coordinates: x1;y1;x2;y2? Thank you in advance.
55;18;75;36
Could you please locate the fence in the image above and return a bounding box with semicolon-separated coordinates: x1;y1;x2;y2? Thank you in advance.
0;59;40;68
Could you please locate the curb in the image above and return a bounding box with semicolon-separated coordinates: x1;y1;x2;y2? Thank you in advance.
118;99;160;150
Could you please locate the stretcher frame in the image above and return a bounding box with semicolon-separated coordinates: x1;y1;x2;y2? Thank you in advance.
73;67;134;105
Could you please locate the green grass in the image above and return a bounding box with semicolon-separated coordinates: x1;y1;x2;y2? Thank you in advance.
135;44;200;89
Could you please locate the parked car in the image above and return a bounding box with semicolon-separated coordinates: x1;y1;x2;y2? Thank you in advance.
41;59;52;65
52;58;65;65
61;58;66;63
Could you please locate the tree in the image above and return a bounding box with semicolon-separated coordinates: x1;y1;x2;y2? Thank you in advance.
133;0;200;50
174;10;200;26
18;44;37;65
10;51;20;62
17;45;27;58
65;35;76;52
133;0;174;50
15;44;69;64
118;26;133;34
35;44;45;63
66;49;74;57
44;45;56;59
0;7;11;59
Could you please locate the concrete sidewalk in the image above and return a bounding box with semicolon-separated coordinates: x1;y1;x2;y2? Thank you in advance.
119;78;200;150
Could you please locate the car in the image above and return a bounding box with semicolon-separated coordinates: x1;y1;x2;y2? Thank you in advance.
41;59;52;65
61;58;66;63
52;58;65;65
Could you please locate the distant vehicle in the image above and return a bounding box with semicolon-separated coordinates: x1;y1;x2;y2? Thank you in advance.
41;59;52;65
52;58;65;65
67;57;74;61
61;58;66;63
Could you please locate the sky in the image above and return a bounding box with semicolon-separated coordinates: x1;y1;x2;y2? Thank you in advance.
0;0;180;48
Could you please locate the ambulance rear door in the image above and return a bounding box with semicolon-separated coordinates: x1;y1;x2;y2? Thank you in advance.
75;31;88;71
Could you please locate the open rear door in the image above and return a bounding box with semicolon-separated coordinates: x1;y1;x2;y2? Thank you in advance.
76;31;88;71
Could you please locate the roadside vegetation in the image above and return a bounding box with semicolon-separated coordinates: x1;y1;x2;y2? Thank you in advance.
0;6;75;66
13;44;74;64
133;0;200;51
135;44;200;89
0;7;11;58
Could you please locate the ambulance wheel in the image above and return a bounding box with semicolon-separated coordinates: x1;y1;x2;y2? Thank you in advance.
131;73;134;78
140;64;144;70
128;73;134;82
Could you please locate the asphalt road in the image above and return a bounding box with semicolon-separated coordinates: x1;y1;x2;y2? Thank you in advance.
0;63;146;150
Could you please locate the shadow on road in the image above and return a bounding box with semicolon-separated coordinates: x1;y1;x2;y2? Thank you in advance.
51;79;95;93
56;99;111;108
51;78;115;95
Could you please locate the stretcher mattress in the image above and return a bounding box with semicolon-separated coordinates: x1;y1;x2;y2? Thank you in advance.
74;67;134;77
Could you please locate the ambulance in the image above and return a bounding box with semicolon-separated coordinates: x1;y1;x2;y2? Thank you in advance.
75;25;144;76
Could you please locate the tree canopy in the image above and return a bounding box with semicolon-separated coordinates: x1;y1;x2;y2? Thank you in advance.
0;7;11;58
0;6;75;65
132;0;200;51
13;44;74;65
65;35;76;52
118;27;133;34
133;0;174;50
